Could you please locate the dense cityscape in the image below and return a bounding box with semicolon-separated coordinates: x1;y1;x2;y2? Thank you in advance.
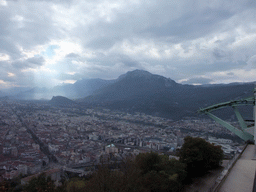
1;0;256;190
0;99;243;185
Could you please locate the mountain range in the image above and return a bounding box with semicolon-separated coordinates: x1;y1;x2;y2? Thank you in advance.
8;78;115;100
79;70;254;119
2;69;255;120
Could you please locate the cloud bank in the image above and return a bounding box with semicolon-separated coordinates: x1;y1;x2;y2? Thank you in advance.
0;0;256;88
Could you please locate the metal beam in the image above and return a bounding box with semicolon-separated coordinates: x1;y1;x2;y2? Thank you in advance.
199;97;254;113
198;96;255;142
206;112;254;142
233;106;248;131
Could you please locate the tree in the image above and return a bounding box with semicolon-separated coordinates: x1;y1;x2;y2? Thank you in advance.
178;136;224;177
81;163;126;192
23;173;55;192
135;151;162;174
82;152;187;192
135;152;187;192
66;178;86;192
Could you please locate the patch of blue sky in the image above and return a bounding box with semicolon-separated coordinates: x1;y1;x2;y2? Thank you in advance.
41;45;60;58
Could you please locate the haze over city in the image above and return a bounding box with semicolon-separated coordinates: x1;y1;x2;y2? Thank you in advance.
0;0;256;90
1;1;256;191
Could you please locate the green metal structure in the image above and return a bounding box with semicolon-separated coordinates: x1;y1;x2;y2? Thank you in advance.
198;97;255;142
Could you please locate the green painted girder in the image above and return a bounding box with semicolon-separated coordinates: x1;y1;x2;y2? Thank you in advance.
198;97;254;113
205;112;254;142
198;97;255;142
233;106;248;131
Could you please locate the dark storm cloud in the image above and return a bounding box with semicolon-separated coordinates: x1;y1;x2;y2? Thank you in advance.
86;36;118;50
0;38;21;59
0;8;21;58
80;0;254;50
143;9;233;40
120;57;140;67
11;56;45;69
0;0;256;88
179;61;246;76
0;8;11;36
85;53;141;69
11;61;28;69
0;0;59;52
227;72;235;76
80;23;122;50
27;56;45;65
212;49;228;60
0;0;62;88
13;11;58;49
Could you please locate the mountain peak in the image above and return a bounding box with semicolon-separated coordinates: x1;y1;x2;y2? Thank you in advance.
117;69;177;86
49;96;75;106
118;69;153;80
127;69;152;76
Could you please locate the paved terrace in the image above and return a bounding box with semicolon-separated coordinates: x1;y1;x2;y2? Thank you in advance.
219;145;256;192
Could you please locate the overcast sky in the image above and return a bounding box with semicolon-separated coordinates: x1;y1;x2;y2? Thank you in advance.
0;0;256;89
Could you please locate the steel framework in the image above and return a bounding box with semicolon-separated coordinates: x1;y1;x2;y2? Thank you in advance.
198;97;255;142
